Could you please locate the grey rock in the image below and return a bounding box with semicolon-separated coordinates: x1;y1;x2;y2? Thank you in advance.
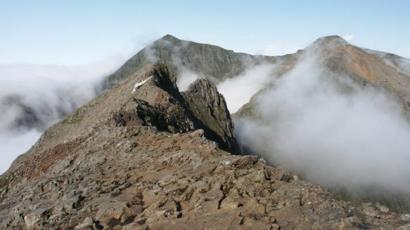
401;214;410;222
74;217;93;230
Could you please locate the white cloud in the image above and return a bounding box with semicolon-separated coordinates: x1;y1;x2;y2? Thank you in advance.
0;57;125;173
236;50;410;199
0;130;41;174
176;67;201;91
342;34;355;42
218;64;276;113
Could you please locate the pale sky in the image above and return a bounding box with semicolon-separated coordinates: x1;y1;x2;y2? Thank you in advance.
1;0;409;65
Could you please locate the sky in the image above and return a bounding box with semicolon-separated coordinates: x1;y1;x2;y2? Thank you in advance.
1;0;409;66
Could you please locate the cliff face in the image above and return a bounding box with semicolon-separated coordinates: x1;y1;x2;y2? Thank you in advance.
183;79;237;152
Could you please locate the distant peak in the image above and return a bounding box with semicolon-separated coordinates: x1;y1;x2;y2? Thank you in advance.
305;35;349;53
321;35;345;40
312;35;348;46
160;34;181;42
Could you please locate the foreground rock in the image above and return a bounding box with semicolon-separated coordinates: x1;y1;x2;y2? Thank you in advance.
0;64;408;229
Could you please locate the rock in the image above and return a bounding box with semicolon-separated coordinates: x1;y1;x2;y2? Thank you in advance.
114;64;238;153
24;211;42;229
135;217;147;225
122;222;146;230
397;223;410;230
62;193;85;211
183;79;238;152
375;203;390;213
401;214;410;222
95;201;128;228
270;223;280;230
74;217;93;230
232;155;258;169
142;190;157;209
189;129;204;138
362;204;378;217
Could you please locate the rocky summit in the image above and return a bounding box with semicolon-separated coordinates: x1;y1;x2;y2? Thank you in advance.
2;35;410;229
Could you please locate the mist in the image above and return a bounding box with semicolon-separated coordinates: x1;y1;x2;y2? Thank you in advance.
106;38;410;204
176;67;201;91
234;51;410;202
175;63;276;113
217;64;276;113
0;60;123;173
144;37;278;110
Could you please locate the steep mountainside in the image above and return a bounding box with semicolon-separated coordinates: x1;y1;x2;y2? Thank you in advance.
103;35;299;89
236;36;410;117
311;36;410;104
365;49;410;77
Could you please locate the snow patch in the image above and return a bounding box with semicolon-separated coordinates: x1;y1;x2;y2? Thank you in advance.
132;76;154;93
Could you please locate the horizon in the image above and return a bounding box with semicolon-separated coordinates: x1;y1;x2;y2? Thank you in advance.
0;32;407;68
1;0;409;67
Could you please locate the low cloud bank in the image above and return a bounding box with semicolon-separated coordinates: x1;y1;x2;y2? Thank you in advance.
217;64;276;113
235;53;410;202
176;67;201;91
0;130;41;172
175;63;276;113
0;60;123;173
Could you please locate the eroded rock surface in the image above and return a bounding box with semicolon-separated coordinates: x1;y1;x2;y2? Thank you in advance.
183;79;237;152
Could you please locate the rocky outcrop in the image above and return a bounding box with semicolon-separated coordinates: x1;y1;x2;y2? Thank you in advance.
111;64;237;152
183;79;237;152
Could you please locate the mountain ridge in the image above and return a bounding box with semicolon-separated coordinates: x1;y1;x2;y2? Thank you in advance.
1;62;408;229
2;35;410;229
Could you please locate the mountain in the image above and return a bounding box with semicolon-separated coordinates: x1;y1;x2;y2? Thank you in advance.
234;36;410;212
5;34;410;133
0;63;406;230
103;34;300;88
311;36;410;104
105;34;410;117
365;49;410;77
2;35;410;229
236;35;410;117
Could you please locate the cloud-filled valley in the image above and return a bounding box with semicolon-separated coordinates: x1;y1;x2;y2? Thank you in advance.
234;51;410;206
0;61;123;172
